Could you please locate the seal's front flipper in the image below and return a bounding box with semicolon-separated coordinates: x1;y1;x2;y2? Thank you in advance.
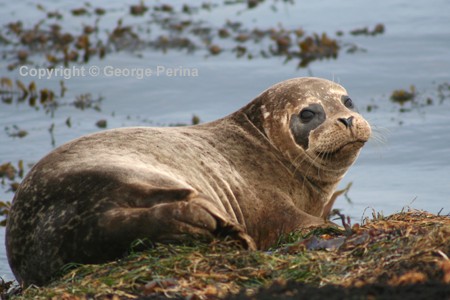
190;196;257;250
97;195;256;258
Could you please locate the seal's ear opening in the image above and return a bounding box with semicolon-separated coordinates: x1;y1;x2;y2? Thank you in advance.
289;103;326;149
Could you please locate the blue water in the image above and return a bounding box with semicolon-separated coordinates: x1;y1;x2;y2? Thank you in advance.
1;0;449;281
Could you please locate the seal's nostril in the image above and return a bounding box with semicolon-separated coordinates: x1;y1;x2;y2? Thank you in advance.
338;116;354;128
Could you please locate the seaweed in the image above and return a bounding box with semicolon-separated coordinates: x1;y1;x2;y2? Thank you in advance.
2;210;448;299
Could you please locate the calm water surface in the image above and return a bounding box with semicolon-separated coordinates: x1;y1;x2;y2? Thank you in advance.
0;0;449;281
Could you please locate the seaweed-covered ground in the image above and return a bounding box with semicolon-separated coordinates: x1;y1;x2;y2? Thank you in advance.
2;209;449;299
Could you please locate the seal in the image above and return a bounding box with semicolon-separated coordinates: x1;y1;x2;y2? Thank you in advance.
6;77;371;286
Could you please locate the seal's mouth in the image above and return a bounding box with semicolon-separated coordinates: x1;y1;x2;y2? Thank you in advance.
316;140;366;158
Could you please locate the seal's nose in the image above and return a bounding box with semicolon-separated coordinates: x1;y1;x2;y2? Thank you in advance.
338;116;354;128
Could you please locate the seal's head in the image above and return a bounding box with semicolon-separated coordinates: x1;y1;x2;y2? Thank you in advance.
243;77;371;213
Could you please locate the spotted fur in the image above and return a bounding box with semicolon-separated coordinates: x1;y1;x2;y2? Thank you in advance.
6;77;371;286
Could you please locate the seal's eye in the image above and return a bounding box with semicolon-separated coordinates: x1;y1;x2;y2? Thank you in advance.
343;96;354;109
300;109;315;122
291;103;326;148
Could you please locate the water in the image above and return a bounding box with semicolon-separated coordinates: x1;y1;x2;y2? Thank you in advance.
1;0;449;282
